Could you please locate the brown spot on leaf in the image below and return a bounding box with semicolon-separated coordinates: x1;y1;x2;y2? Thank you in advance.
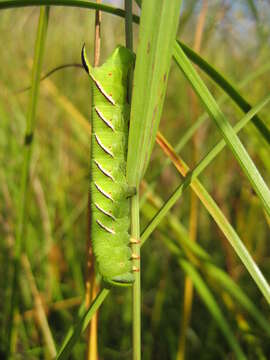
147;41;151;54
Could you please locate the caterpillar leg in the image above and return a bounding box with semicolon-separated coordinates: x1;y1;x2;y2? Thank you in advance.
130;237;140;244
132;266;140;272
130;238;140;273
125;186;137;198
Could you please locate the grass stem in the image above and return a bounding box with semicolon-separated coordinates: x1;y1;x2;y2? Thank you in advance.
56;288;110;360
131;193;141;360
124;2;140;359
85;2;102;359
6;6;50;356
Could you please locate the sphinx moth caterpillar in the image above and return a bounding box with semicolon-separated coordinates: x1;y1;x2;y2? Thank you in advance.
81;45;138;287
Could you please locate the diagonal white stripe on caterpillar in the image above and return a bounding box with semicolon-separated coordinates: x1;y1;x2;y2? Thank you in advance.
95;106;115;131
95;202;116;220
94;182;114;202
96;219;115;234
94;134;114;157
94;160;114;181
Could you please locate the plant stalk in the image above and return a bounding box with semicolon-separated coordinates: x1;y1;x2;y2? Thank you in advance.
131;193;141;360
6;6;50;357
124;2;141;359
125;0;133;50
85;2;102;359
56;288;110;360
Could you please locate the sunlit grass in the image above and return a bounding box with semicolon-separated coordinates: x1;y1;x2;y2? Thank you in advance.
0;1;269;359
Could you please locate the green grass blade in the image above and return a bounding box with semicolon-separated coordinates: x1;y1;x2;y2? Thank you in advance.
193;94;270;178
140;63;270;211
56;301;87;357
141;199;210;261
130;192;141;360
0;0;137;26
142;176;270;304
174;60;270;153
126;0;182;185
189;177;270;305
141;95;270;304
142;196;270;338
180;260;246;359
162;236;246;359
56;288;110;360
142;94;270;247
173;42;270;218
124;2;139;359
141;144;270;304
126;2;182;359
142;162;270;304
245;0;265;40
0;0;128;14
204;264;270;338
177;40;270;144
166;252;246;359
6;6;50;356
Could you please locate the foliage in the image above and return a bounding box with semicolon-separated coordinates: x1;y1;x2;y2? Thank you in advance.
0;1;270;359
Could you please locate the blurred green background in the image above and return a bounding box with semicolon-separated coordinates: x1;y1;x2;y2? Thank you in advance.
0;1;270;359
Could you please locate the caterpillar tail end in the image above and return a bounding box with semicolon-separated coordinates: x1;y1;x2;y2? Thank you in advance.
103;273;134;288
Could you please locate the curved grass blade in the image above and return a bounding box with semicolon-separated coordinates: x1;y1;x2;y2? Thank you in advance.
56;288;110;360
153;132;270;304
180;260;246;359
173;43;270;218
141;95;270;304
0;0;135;19
126;0;182;185
191;94;270;179
142;190;270;338
126;2;182;359
142;95;270;246
204;264;270;338
176;40;270;144
136;0;270;145
161;237;247;360
140;62;270;210
141;197;210;261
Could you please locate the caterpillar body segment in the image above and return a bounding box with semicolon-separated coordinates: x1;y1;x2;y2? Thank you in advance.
82;45;135;286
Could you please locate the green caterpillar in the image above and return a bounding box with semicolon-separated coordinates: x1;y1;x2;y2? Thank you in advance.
81;45;138;287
